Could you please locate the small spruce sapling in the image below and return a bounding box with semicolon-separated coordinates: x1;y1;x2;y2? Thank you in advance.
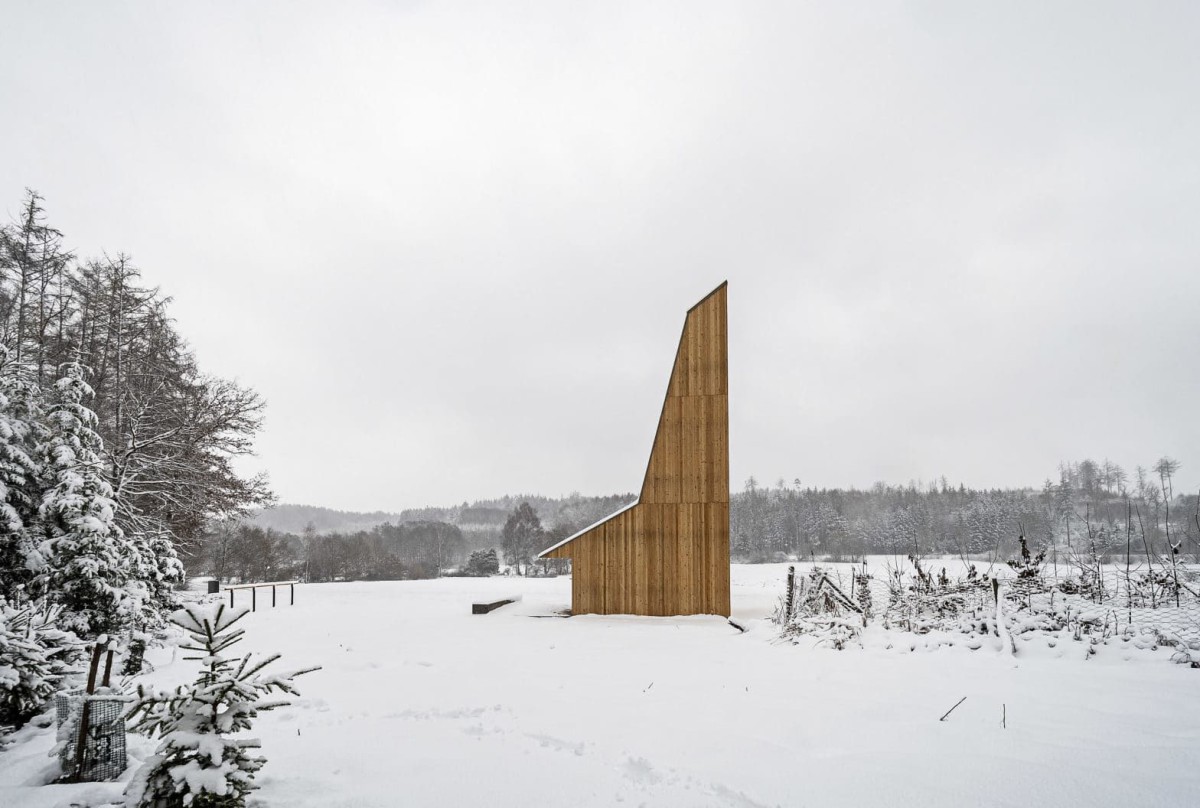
0;600;82;731
854;570;873;618
125;602;317;808
1006;535;1047;580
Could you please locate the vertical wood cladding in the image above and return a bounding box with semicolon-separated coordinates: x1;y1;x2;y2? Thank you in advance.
541;283;730;616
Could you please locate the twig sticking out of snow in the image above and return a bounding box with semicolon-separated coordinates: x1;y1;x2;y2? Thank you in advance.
939;696;967;722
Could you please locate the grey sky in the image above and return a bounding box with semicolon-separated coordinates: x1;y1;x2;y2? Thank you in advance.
2;2;1197;510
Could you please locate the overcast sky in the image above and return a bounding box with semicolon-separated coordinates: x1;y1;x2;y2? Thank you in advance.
2;2;1197;511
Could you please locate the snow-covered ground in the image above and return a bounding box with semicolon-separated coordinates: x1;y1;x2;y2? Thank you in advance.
3;563;1198;807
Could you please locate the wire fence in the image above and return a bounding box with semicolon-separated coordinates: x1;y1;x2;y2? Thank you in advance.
791;562;1200;647
1002;568;1200;646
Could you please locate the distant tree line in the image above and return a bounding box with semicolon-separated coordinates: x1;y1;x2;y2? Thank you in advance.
206;457;1198;584
249;493;635;552
194;496;603;582
192;520;469;583
731;458;1198;563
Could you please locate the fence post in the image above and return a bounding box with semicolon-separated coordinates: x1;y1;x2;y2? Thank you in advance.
272;584;276;608
785;565;796;620
252;586;256;612
291;582;295;605
229;588;234;608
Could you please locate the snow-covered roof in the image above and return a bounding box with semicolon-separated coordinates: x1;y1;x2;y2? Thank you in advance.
536;498;639;558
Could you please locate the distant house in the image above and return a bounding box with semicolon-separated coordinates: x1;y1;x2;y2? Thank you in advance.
538;283;730;616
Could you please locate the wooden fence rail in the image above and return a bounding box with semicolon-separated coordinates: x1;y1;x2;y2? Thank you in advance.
223;580;299;612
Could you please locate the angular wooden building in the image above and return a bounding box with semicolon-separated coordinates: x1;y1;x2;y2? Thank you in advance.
538;283;730;616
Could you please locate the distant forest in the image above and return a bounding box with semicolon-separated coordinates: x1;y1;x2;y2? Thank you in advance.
731;458;1197;564
189;493;635;582
189;457;1198;583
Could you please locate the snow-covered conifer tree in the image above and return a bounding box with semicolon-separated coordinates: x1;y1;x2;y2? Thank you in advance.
126;530;185;626
125;602;315;808
0;601;81;731
0;346;46;603
39;362;136;636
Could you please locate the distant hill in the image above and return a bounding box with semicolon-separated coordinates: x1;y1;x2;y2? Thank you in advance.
248;504;406;535
249;492;637;550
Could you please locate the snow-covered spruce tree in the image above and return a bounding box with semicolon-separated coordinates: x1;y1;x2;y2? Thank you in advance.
1006;534;1046;580
0;346;47;603
465;548;500;576
125;602;316;808
38;362;137;637
125;530;185;628
855;570;873;617
0;600;82;731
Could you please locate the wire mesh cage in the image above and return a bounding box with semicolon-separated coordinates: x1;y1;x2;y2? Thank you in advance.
54;688;83;728
55;690;129;782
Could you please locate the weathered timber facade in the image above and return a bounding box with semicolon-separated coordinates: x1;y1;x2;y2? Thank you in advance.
539;283;730;616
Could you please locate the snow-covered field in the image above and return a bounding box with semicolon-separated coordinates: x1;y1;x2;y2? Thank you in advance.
3;563;1198;808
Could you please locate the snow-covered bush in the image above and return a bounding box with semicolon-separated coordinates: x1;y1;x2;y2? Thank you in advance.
1125;569;1179;608
778;568;864;649
0;600;82;731
464;548;500;577
125;602;317;808
882;573;993;634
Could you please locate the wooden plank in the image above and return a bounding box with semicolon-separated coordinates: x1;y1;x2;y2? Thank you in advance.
715;287;728;395
577;535;590;614
617;513;630;614
714;502;731;614
472;598;515;614
647;504;664;616
712;394;729;503
590;527;604;615
701;503;715;613
678;504;694;614
571;540;585;613
605;519;617;615
662;505;678;614
663;397;683;503
680;396;700;502
700;394;709;502
633;507;648;615
691;503;705;614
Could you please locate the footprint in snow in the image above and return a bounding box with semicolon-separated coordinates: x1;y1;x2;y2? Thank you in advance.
526;733;586;756
622;756;662;786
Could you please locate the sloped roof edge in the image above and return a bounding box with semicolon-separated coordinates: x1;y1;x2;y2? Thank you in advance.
536;498;639;558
